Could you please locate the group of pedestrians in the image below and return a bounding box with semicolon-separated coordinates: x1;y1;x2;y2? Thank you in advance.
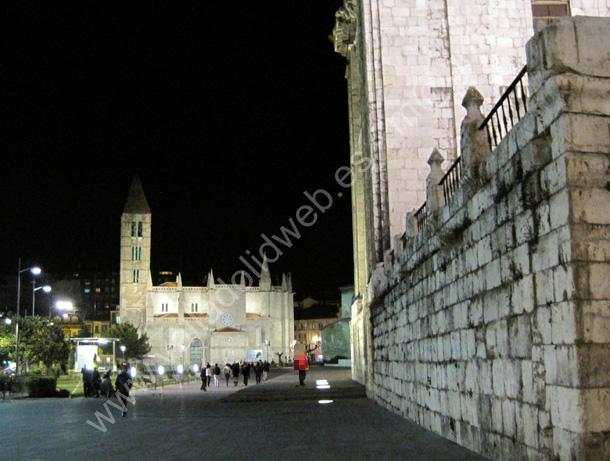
81;366;115;398
81;364;133;416
200;360;270;391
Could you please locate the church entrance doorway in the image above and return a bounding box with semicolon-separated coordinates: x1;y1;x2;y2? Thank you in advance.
190;338;203;367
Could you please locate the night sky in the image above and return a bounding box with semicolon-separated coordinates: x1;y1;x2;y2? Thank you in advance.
2;1;352;299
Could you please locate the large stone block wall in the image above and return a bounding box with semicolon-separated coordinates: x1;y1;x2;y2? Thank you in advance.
366;18;610;460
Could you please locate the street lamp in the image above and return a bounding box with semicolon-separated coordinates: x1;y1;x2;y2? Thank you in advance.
15;259;42;375
180;344;185;366
264;339;271;361
120;345;126;362
32;281;52;316
50;300;73;319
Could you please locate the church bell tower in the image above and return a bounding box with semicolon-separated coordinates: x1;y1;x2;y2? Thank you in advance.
119;176;152;330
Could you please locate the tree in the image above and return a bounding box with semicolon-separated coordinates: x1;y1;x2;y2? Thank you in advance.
18;317;70;372
0;326;15;363
109;322;151;362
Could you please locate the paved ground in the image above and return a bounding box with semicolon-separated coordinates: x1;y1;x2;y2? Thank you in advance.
0;367;488;460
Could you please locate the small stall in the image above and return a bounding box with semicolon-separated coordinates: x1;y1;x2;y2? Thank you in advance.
70;337;120;372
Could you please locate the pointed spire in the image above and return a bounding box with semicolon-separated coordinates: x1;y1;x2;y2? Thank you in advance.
147;272;153;288
259;254;271;289
281;273;288;290
239;271;246;287
287;273;293;292
176;272;183;288
123;175;151;214
207;270;215;288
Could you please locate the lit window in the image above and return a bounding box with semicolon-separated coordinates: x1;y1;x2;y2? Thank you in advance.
95;288;101;294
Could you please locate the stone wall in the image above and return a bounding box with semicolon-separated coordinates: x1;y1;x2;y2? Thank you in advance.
366;17;610;460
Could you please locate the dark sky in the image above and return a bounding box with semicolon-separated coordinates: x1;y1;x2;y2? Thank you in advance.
1;1;352;299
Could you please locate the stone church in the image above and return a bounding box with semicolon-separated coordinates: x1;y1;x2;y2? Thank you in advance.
119;177;295;367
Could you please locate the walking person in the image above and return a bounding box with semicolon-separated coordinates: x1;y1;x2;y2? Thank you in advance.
263;360;270;381
114;364;133;417
254;361;263;384
101;370;114;398
213;363;221;387
205;363;212;387
92;367;102;398
241;362;251;386
200;365;207;391
231;362;240;386
223;363;231;386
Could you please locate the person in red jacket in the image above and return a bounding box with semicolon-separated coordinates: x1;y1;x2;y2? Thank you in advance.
293;342;309;386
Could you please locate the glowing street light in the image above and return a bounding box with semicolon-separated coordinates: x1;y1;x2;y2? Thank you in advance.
32;281;52;316
120;345;126;361
3;317;12;326
50;300;73;319
264;339;271;361
192;364;199;373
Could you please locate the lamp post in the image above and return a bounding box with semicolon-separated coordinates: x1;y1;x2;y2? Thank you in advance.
180;344;185;366
32;281;52;316
120;345;126;362
264;339;271;361
15;258;42;375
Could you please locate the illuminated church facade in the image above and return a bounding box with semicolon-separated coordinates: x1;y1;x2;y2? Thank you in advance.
118;177;295;367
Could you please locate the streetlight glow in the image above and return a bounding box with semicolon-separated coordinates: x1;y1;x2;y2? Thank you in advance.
42;285;52;293
158;365;165;375
3;318;11;325
30;267;42;275
176;364;184;374
56;301;73;311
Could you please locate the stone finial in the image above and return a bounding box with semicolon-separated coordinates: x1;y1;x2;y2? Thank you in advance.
207;270;215;288
286;272;292;293
176;272;183;288
239;271;246;287
462;86;485;121
405;210;417;238
259;254;271;289
460;87;490;168
426;148;446;212
428;147;445;169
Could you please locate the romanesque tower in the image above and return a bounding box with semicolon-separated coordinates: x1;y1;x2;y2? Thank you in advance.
119;176;152;330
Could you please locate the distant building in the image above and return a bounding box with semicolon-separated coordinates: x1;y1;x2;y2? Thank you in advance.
294;298;340;362
119;177;295;367
321;286;353;363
